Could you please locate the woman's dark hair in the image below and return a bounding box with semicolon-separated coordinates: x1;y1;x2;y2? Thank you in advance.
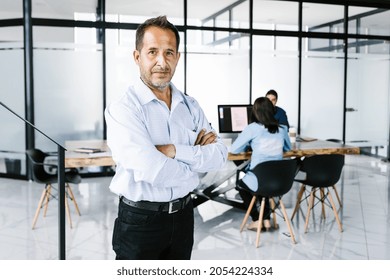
251;97;279;134
135;15;180;51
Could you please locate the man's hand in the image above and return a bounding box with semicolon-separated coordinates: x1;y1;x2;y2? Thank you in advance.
156;144;176;158
195;129;217;146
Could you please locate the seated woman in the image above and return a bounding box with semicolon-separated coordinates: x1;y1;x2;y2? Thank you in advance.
230;97;291;231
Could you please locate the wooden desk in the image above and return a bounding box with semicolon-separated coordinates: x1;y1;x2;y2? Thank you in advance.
65;140;115;168
66;139;360;167
228;139;360;161
65;139;360;210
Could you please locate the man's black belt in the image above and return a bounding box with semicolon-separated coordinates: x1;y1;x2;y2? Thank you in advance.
120;194;191;214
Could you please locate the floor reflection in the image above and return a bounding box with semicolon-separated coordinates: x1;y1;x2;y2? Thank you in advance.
0;154;389;260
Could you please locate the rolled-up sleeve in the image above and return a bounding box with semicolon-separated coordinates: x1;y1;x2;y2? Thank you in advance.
175;140;228;172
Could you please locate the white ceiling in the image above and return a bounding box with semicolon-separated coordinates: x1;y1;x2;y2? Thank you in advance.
0;0;389;31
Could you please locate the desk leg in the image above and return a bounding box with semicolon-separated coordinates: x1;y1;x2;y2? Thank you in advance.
191;190;210;208
192;165;248;210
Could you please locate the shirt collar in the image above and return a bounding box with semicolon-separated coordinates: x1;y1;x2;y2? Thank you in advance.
134;78;184;106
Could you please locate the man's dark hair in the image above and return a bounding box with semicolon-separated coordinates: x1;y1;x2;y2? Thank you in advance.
135;15;180;51
265;89;278;101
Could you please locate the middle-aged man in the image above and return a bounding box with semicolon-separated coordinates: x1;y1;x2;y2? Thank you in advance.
104;16;228;260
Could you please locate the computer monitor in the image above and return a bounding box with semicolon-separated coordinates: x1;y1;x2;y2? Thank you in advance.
218;104;253;133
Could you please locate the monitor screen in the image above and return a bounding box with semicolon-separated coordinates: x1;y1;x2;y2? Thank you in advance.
218;104;253;133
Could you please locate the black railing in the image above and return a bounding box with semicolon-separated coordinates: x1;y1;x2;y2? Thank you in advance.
0;101;67;260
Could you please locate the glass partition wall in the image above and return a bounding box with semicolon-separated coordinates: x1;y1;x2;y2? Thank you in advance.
33;26;104;151
0;26;25;178
252;35;299;130
186;30;250;130
1;0;390;179
346;39;390;157
300;38;345;140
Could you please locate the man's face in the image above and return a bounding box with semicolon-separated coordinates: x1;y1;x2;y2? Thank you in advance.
266;94;277;106
133;26;180;91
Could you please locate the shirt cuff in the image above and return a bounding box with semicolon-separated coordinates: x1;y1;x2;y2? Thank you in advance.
174;144;195;164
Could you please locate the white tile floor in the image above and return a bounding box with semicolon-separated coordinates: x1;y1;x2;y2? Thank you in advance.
0;154;390;260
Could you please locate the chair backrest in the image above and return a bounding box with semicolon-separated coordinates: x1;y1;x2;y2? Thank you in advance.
251;158;299;197
26;149;54;184
299;154;345;187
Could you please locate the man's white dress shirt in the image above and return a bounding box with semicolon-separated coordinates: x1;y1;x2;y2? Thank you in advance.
105;79;228;202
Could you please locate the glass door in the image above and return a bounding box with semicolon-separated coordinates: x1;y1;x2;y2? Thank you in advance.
346;39;390;157
300;37;345;141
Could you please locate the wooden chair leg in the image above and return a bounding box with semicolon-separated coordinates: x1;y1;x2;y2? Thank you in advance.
291;184;306;220
240;196;257;232
304;189;315;233
327;191;343;232
331;185;342;207
43;184;52;217
255;197;266;248
270;198;278;229
320;188;326;219
66;184;81;216
32;186;49;229
279;199;296;244
64;194;73;229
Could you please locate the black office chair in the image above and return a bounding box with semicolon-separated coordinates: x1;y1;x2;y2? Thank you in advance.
26;149;81;229
239;158;299;248
290;154;345;233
